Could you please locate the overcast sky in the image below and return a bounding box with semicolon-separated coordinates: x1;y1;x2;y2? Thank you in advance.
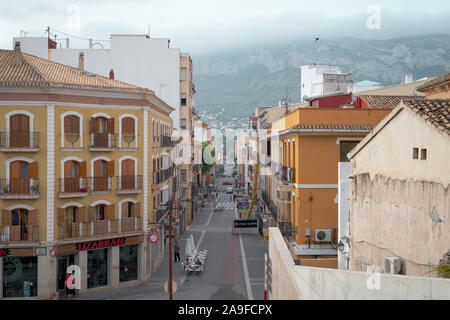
0;0;449;54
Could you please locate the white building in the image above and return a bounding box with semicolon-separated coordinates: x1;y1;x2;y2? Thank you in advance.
13;35;181;128
301;65;353;102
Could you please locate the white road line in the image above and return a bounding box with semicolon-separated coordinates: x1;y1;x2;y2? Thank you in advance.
239;234;253;300
205;208;214;227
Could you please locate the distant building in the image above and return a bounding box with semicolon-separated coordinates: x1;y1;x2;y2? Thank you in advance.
301;65;353;102
348;98;450;277
353;80;384;94
305;92;353;109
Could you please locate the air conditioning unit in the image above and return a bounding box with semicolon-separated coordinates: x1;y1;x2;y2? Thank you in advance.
384;256;404;275
315;229;332;242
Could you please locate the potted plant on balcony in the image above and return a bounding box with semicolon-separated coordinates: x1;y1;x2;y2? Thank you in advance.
31;183;39;194
0;184;9;194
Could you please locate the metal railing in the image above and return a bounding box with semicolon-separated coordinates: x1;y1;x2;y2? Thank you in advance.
0;225;39;242
161;135;172;147
262;191;278;222
280;166;295;183
89;177;112;192
0;132;40;149
117;175;143;191
59;177;89;194
154;166;175;184
89;133;118;148
57;218;143;240
0;178;40;196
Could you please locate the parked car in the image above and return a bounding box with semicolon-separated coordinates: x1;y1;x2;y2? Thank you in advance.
222;181;232;186
226;187;233;194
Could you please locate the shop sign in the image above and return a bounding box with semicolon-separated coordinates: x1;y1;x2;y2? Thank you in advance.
233;220;258;228
76;238;126;251
34;247;47;256
0;248;11;257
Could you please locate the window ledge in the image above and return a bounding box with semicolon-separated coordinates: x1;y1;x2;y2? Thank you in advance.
0;148;39;152
0;194;40;199
90;191;112;195
60;148;83;152
88;147;115;152
58;192;89;199
118;148;138;152
116;189;142;195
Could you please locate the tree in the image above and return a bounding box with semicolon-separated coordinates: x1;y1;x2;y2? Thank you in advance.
202;141;215;175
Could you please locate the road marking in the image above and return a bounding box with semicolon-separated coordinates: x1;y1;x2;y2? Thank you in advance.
205;208;214;227
239;234;253;300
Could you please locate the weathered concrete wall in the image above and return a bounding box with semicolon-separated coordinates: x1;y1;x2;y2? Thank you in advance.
269;228;450;300
268;227;303;299
349;173;450;276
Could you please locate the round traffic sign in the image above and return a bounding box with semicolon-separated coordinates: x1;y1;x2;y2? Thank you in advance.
148;232;160;244
163;280;178;294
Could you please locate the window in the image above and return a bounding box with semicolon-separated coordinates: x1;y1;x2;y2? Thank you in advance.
87;248;108;289
3;257;38;297
181;68;187;81
181;119;187;129
122;117;135;137
413;148;419;160
181;93;187;106
181;169;187;182
340;141;360;162
120;245;138;283
64;115;80;134
421;149;427;160
96;204;106;221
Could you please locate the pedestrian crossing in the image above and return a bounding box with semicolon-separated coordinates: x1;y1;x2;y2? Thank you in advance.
214;202;236;210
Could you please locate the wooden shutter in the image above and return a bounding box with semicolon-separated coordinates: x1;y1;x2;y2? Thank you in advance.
57;208;65;225
80;161;87;177
29;161;38;179
107;204;116;220
1;209;11;227
108;160;115;177
29;209;39;226
121;202;128;219
107;118;115;133
122;117;135;135
79;207;87;222
88;207;95;222
133;202;141;217
90;117;95;133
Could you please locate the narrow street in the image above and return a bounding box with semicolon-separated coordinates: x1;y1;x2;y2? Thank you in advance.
74;172;267;300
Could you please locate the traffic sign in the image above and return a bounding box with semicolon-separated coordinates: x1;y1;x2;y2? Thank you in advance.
233;219;258;228
148;232;160;244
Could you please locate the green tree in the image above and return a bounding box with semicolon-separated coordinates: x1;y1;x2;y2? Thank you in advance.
202;141;215;175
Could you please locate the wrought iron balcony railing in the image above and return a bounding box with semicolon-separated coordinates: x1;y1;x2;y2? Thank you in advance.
0;225;39;242
116;175;143;192
0;178;40;198
89;133;118;149
0;132;40;150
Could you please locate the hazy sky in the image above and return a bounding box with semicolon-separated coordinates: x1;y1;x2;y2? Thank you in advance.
0;0;449;54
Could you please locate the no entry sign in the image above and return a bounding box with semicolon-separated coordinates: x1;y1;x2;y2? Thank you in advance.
148;232;160;244
233;220;258;228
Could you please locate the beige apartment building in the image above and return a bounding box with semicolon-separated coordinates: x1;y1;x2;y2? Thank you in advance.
0;44;177;299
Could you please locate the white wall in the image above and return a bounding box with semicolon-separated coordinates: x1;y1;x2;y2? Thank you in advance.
338;162;351;270
301;65;342;102
15;35;181;128
269;227;450;300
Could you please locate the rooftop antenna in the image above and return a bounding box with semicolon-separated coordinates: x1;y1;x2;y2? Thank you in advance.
147;25;151;38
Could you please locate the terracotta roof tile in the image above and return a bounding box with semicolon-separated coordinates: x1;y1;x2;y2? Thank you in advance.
0;49;152;94
403;99;450;135
291;124;375;131
359;95;425;109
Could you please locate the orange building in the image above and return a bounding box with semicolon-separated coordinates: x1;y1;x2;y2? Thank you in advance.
277;107;393;267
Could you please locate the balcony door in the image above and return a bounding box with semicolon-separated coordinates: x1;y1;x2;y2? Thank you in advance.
91;117;114;148
121;159;135;190
11;209;29;241
64;160;80;193
10;161;29;195
10;114;30;148
94;160;109;191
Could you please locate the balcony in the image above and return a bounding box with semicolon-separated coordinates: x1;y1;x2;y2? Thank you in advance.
161;135;172;147
0;178;40;199
0;225;39;242
153;166;175;185
280;166;295;184
57;218;143;240
155;206;170;223
262;191;278;222
88;133;117;151
116;175;143;194
58;177;89;198
0;132;39;152
90;177;112;193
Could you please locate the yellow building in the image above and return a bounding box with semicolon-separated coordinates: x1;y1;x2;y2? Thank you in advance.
276;106;393;268
0;43;175;299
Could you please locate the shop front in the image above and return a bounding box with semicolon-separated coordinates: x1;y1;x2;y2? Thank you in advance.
1;247;38;298
54;235;143;295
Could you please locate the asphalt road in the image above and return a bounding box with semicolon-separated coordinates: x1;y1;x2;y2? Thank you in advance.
74;174;267;300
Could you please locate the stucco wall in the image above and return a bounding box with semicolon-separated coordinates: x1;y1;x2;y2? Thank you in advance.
349;173;450;276
269;228;450;300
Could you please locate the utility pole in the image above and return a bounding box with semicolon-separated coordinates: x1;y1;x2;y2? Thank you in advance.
168;203;173;300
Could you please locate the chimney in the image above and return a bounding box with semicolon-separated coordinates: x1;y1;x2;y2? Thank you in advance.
13;41;22;64
109;69;115;80
78;52;84;72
